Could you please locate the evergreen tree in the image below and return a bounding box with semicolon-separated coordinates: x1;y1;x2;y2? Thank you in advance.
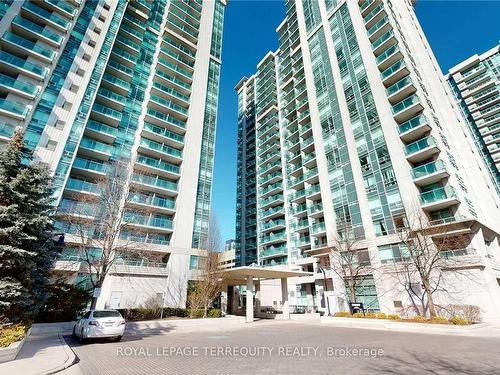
0;131;56;323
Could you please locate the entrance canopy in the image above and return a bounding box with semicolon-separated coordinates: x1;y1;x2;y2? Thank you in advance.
222;266;313;286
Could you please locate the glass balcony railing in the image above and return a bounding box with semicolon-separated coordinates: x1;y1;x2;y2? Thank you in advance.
128;192;176;210
290;219;309;231
65;178;100;194
136;154;180;174
307;203;323;215
111;46;137;64
157;57;193;80
12;16;63;44
0;73;39;96
306;184;321;196
97;87;126;105
92;103;122;121
261;194;284;206
363;2;384;24
261;182;282;195
107;59;134;76
156;69;191;90
160;47;194;68
150;94;188;115
261;232;287;243
376;45;400;65
59;199;98;216
392;94;421;115
116;34;140;52
411;160;446;179
73;157;107;173
146;108;186;129
124;212;173;229
22;2;70;30
0;51;47;78
131;172;178;191
79;137;113;155
296;236;311;246
360;0;375;12
260;246;287;258
398;114;428;134
386;76;413;97
311;222;326;233
163;36;196;58
381;59;405;80
420;186;458;205
143;122;184;143
405;136;436;155
0;98;28;118
371;30;394;51
2;32;55;60
261;219;286;230
102;73;131;91
86;120;117;137
152;81;190;103
367;16;388;37
262;206;284;218
120;24;143;40
45;0;77;16
140;138;183;158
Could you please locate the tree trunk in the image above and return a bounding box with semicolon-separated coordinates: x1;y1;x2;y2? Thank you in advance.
90;278;104;310
422;279;436;317
204;304;208;318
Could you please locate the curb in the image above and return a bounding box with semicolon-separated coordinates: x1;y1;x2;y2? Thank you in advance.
43;333;77;375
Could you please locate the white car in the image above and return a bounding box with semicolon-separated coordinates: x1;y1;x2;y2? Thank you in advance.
72;310;125;343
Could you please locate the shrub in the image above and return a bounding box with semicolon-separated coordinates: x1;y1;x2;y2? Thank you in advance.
208;309;222;318
450;316;468;325
352;312;364;318
376;313;387;319
387;314;400;320
333;311;352;317
430;316;449;324
446;304;481;324
412;315;427;323
118;307;189;321
365;313;376;319
0;323;29;348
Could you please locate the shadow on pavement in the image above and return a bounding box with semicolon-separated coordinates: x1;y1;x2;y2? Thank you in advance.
367;351;499;375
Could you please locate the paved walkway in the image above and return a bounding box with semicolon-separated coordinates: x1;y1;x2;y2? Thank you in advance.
0;332;76;375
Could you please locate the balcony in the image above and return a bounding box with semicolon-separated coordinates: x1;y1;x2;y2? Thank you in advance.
405;136;439;163
307;203;323;217
72;157;107;176
386;76;416;104
261;193;284;208
381;60;409;86
392;94;424;123
311;222;326;236
290;219;309;233
142;121;184;147
127;192;176;213
367;16;390;41
12;15;63;47
363;2;385;28
135;154;180;179
130;173;178;196
260;246;288;259
65;178;100;196
124;212;173;233
44;0;77;18
102;73;131;95
0;51;47;80
371;30;396;56
398;114;431;142
420;186;460;211
411;160;449;186
138;138;183;163
146;108;186;133
296;236;311;248
261;206;285;220
91;103;122;126
305;184;321;199
21;2;70;32
0;98;29;120
360;0;377;16
261;219;286;233
260;182;282;198
112;259;169;277
85;120;117;143
78;137;113;160
97;87;126;109
376;45;403;71
1;32;55;63
260;232;287;246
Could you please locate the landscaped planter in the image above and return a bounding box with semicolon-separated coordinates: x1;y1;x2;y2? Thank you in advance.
0;327;31;364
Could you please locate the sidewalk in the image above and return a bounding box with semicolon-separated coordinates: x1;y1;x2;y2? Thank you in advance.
320;316;500;337
0;331;76;375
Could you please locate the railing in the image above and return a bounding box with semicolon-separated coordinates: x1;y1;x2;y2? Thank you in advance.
2;32;55;60
405;136;436;155
140;138;183;158
136;154;180;174
0;51;47;77
73;157;107;173
392;94;421;115
12;15;63;44
65;178;100;194
86;120;118;137
381;59;405;80
0;98;28;117
131;173;178;191
411;160;446;179
398;114;427;134
128;192;176;210
386;76;413;97
440;248;476;258
143;122;184;143
420;186;457;204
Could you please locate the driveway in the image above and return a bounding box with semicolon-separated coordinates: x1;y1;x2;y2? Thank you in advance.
65;320;500;374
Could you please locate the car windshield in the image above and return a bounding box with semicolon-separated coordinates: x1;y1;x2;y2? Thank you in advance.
92;310;122;318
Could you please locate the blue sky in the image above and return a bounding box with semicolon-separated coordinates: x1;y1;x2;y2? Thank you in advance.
211;0;500;242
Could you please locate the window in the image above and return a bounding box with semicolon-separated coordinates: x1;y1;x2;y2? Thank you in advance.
88;40;96;48
46;140;57;151
54;120;65;130
82;53;91;62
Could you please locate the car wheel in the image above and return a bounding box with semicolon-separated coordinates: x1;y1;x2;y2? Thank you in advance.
79;328;86;344
115;336;122;342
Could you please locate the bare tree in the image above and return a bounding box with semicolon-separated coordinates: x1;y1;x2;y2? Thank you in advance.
328;224;372;307
58;159;155;310
394;207;475;318
188;214;226;318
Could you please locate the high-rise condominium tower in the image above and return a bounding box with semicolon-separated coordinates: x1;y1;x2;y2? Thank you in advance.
0;0;226;308
236;0;500;319
447;43;500;194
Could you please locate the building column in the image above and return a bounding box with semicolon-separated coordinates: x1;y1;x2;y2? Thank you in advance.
255;281;261;316
221;283;228;316
246;276;254;323
281;277;289;320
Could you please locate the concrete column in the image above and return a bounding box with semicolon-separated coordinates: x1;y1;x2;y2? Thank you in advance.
255;281;261;316
246;276;254;323
221;284;228;316
281;278;290;320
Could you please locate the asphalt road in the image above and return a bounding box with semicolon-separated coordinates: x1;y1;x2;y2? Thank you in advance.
65;320;500;375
